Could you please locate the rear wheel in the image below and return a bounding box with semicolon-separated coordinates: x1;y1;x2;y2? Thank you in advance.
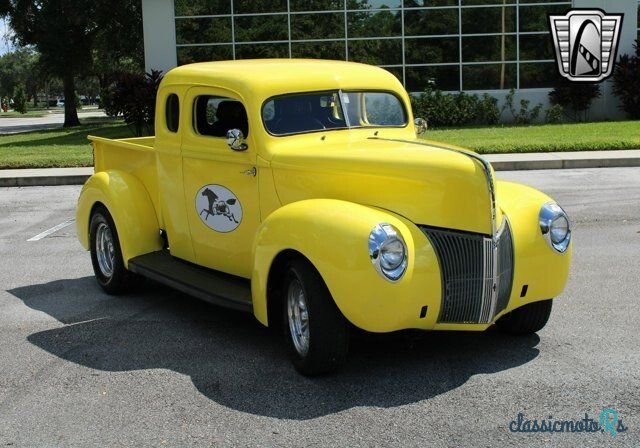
496;299;553;335
282;258;349;376
89;205;135;295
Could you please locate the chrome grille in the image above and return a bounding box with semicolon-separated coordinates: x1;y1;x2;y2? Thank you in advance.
421;221;514;324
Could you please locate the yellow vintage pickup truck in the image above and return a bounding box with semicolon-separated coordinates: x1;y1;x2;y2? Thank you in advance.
77;59;571;375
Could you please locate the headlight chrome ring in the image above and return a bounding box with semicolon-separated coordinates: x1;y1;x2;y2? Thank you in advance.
368;223;408;282
539;202;571;253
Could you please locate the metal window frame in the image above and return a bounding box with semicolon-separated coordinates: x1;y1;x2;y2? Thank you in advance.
174;0;572;91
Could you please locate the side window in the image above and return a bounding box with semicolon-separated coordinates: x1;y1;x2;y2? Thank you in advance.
165;94;180;133
193;95;249;138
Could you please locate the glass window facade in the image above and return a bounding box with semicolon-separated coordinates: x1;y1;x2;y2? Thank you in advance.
174;0;572;91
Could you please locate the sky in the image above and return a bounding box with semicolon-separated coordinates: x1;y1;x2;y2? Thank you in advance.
0;19;15;56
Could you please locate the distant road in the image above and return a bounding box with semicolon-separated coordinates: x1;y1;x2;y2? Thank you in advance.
0;110;108;134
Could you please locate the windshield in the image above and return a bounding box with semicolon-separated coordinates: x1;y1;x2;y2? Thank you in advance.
263;91;407;136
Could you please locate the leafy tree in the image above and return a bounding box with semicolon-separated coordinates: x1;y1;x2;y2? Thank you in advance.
104;70;163;137
0;47;39;103
612;41;640;119
1;0;143;127
91;0;144;92
12;83;26;113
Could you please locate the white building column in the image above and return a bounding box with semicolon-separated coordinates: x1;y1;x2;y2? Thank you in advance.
141;0;177;75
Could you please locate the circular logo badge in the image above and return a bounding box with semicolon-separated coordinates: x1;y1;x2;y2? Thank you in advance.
195;185;243;233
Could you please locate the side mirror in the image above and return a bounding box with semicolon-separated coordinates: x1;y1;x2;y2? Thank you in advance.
414;117;428;136
226;129;248;151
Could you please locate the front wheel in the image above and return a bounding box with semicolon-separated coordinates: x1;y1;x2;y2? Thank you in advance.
283;258;349;376
495;299;553;335
89;205;135;295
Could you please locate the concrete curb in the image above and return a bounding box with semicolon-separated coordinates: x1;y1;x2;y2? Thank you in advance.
0;168;93;187
1;150;639;187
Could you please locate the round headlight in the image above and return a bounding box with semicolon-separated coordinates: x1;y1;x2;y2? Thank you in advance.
369;223;408;281
539;202;571;253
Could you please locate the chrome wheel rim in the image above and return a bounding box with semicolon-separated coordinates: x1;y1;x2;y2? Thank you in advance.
287;278;310;357
96;222;115;278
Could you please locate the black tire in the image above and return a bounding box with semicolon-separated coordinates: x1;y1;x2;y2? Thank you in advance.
282;258;349;376
496;299;553;335
89;205;135;295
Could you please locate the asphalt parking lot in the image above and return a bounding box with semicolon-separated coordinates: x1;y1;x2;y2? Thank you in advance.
0;167;639;447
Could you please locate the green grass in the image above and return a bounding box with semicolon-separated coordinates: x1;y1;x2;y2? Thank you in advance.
1;119;638;169
0;120;134;169
0;109;58;118
426;121;640;154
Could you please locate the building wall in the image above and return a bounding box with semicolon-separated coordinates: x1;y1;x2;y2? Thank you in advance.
142;0;639;121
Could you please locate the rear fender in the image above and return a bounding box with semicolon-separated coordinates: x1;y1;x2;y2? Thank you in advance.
76;170;162;267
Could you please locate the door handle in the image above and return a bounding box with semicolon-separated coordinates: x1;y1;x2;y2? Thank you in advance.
241;167;257;177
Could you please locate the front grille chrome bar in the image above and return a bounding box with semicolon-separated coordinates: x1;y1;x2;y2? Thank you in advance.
421;220;514;324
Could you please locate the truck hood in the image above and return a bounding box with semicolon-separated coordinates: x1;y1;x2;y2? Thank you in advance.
270;137;495;235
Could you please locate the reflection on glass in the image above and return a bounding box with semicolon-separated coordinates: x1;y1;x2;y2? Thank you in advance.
462;0;516;5
173;0;579;90
348;10;402;38
403;0;457;6
292;41;346;59
519;62;558;88
263;91;407;136
462;35;516;62
404;8;459;36
406;66;460;91
175;0;230;16
234;15;288;42
347;0;402;9
461;7;516;34
348;39;402;65
234;0;287;14
519;33;555;61
291;12;345;40
405;37;459;64
290;0;344;12
177;46;234;64
176;17;232;45
462;63;516;89
235;43;289;59
519;5;567;32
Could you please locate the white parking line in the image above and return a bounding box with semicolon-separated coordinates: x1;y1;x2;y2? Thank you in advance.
27;218;75;241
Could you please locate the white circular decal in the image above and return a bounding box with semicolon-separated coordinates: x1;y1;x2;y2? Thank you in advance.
195;184;243;233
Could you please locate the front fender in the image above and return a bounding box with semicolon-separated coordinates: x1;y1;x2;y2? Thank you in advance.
251;199;442;332
76;170;162;267
496;180;572;316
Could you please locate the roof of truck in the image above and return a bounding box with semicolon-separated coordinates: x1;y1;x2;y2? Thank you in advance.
161;59;406;99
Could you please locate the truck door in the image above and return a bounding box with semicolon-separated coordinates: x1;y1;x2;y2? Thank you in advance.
181;87;260;278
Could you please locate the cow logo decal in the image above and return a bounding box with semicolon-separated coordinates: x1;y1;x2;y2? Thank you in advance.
549;9;623;82
195;185;243;232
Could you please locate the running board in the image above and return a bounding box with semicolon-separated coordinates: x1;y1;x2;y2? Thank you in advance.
128;251;253;313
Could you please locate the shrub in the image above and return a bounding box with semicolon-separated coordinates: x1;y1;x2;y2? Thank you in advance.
548;80;601;122
545;104;564;124
476;94;500;125
612;41;640;119
103;70;163;136
502;88;542;125
411;88;500;128
12;84;27;114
